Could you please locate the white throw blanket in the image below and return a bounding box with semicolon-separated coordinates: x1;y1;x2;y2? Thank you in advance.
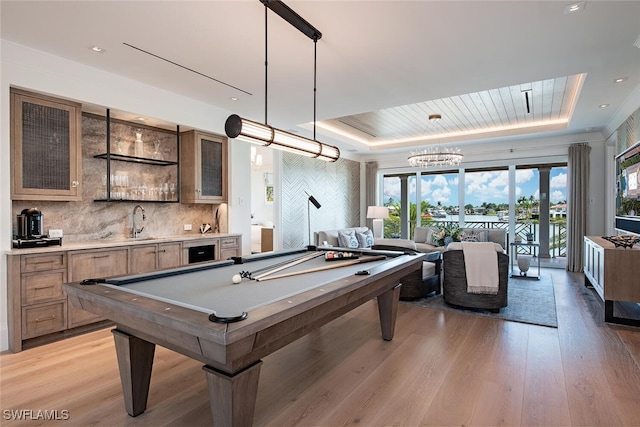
461;242;499;294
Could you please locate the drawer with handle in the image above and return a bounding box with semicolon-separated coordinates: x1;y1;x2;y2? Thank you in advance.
220;237;238;249
22;301;67;339
21;252;66;273
22;270;67;304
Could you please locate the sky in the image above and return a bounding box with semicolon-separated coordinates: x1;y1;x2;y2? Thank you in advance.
383;167;567;208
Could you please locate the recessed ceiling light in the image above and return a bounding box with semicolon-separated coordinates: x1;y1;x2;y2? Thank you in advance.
614;77;627;83
230;97;238;101
564;1;585;14
599;104;610;108
137;117;146;121
90;45;105;53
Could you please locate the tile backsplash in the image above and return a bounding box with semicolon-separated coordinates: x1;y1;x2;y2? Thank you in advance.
12;113;227;242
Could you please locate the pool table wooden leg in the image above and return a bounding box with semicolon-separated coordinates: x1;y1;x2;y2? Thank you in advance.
203;361;263;427
377;283;402;341
112;329;156;417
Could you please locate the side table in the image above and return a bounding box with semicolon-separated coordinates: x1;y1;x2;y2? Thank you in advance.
510;241;540;280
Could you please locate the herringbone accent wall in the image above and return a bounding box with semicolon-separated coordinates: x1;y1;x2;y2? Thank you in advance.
618;107;639;152
282;153;360;248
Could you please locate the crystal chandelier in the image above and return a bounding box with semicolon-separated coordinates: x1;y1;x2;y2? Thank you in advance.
408;146;464;167
408;114;463;168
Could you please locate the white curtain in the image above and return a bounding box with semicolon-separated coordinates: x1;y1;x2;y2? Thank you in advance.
566;143;591;272
365;161;378;229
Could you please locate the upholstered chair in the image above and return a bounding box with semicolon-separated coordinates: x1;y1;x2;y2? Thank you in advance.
372;238;441;299
442;242;508;312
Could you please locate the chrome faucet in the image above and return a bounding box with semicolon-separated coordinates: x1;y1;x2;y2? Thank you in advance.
132;205;146;238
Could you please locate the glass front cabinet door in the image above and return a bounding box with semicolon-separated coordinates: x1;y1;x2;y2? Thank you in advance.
10;89;82;201
180;130;228;203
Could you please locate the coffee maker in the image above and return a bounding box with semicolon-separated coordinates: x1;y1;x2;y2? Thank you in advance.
17;207;44;239
13;208;61;248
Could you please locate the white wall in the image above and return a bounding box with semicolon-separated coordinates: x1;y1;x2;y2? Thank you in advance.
363;131;603;171
0;40;251;351
250;168;274;227
587;142;606;236
250;146;274;228
228;142;252;252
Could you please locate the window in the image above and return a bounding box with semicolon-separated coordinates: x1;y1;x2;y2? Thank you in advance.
420;171;458;224
464;169;509;220
381;163;567;259
382;175;401;237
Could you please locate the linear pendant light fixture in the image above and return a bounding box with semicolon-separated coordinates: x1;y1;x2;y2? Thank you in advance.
225;0;340;162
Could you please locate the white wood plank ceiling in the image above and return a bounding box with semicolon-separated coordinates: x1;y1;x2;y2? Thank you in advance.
317;74;585;151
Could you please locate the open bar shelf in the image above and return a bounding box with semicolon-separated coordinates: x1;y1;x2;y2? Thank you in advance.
93;199;179;203
93;153;178;166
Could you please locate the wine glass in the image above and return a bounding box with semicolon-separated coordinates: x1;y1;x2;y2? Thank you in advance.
169;183;175;200
153;140;162;160
113;136;120;154
162;183;169;201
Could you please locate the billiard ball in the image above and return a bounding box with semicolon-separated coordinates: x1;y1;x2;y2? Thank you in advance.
232;274;242;284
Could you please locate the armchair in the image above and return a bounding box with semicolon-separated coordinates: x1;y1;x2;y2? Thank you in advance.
372;238;441;299
442;244;508;312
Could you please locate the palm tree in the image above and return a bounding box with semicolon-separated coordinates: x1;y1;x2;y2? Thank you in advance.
517;195;534;220
384;200;433;238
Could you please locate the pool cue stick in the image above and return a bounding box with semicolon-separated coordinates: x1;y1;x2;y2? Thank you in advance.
256;255;387;282
239;251;318;280
253;252;324;281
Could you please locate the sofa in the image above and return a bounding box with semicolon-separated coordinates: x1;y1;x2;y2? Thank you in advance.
313;227;441;299
314;227;370;248
413;226;507;253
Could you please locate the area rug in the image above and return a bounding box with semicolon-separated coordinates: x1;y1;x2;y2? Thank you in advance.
402;274;558;328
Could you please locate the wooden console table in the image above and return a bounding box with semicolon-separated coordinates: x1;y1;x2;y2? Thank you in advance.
583;236;640;326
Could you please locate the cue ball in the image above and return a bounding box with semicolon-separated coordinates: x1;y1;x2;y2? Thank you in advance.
232;274;242;284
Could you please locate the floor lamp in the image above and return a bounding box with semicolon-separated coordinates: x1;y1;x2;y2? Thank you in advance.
306;191;321;249
367;206;389;239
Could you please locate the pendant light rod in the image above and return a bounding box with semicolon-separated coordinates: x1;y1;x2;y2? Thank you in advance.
260;0;322;41
313;39;317;140
264;4;268;124
225;0;339;162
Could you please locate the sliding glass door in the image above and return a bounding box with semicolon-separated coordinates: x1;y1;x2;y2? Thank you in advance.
381;163;567;261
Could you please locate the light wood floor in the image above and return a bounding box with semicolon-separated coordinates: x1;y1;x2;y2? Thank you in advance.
2;268;640;426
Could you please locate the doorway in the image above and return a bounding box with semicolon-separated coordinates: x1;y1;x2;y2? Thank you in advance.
250;146;274;253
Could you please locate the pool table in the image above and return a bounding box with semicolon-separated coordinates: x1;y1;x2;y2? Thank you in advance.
63;247;424;426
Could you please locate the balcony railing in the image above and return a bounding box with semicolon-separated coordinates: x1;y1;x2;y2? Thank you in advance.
385;219;567;258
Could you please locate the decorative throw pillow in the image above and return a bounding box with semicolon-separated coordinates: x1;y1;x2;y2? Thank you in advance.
414;227;428;244
425;227;439;245
356;229;375;248
461;230;488;242
338;230;359;248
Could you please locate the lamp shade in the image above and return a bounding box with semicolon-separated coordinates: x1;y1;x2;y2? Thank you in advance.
225;114;340;162
367;206;389;219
